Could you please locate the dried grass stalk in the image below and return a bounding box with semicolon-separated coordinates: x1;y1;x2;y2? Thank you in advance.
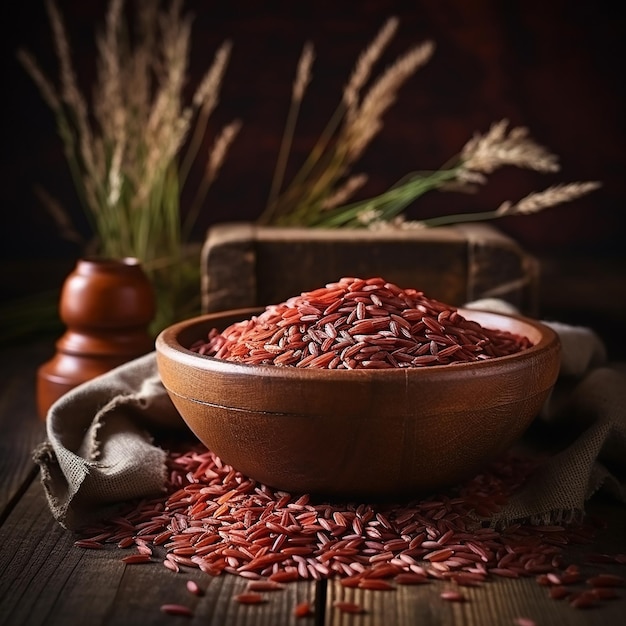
18;0;239;331
495;182;603;216
259;17;434;226
18;5;603;333
343;40;435;162
313;118;600;229
460;119;560;176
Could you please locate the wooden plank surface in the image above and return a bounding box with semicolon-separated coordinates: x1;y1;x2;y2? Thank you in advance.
1;475;624;625
325;529;626;626
0;341;48;517
329;499;626;626
1;342;624;626
0;477;319;626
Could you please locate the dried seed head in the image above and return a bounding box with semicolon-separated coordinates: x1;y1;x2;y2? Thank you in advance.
495;181;602;216
460;119;560;175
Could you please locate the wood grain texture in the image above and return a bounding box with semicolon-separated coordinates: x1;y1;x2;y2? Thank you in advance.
0;342;624;625
201;223;539;316
323;548;626;626
0;478;319;626
0;342;47;518
1;475;623;625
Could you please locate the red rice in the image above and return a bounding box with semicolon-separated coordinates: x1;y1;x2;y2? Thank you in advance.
440;590;465;601
190;277;532;368
333;601;365;613
76;444;624;614
293;601;313;617
159;604;194;617
186;580;203;596
234;592;266;604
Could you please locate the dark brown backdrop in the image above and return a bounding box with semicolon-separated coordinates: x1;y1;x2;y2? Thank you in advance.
2;0;624;351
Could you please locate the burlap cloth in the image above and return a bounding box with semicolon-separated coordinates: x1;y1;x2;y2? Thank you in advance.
33;301;626;531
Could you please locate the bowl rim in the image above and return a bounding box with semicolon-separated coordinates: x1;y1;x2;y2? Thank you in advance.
155;306;561;381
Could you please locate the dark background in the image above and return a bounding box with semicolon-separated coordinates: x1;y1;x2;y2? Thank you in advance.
2;1;624;353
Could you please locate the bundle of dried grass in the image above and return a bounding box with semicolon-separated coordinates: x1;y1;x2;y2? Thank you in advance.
17;5;601;335
18;0;240;331
258;17;436;226
307;118;601;229
255;21;600;230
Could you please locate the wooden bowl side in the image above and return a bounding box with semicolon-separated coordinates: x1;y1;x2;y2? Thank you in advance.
156;309;559;415
155;308;561;496
162;389;554;497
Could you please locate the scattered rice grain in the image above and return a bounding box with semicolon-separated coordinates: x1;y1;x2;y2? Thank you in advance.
160;604;194;617
74;443;622;613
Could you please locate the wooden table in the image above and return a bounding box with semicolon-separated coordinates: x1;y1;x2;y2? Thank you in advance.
1;340;624;626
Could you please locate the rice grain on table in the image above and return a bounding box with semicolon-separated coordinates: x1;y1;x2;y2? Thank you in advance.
190;276;532;368
160;603;194;617
76;444;624;614
293;601;313;618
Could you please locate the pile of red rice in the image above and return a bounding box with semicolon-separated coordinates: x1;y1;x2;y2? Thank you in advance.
191;276;532;368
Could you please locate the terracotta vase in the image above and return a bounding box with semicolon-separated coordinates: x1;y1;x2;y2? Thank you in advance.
36;257;156;419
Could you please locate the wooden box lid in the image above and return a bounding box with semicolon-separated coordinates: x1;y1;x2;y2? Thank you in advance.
201;222;539;316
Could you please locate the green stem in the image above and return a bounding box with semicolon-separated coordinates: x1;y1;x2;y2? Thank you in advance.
262;95;305;225
260;102;349;225
313;168;460;228
285;103;347;193
418;210;501;228
179;104;211;188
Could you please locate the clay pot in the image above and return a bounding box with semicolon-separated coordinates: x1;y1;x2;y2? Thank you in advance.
37;257;156;419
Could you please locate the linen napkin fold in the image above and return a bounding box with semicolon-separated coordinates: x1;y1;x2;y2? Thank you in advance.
33;353;185;530
33;306;626;530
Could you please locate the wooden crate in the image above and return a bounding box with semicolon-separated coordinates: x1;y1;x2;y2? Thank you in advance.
201;222;539;316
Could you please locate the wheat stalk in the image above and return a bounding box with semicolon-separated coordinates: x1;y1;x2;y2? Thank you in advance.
18;0;238;332
459;119;560;177
312;38;434;206
293;41;315;103
343;40;435;162
15;50;60;110
18;5;604;332
387;180;603;230
314;115;600;229
263;41;316;222
260;17;434;226
184;119;243;239
33;186;85;246
343;16;399;114
180;40;233;184
45;0;97;181
495;182;602;216
321;174;369;210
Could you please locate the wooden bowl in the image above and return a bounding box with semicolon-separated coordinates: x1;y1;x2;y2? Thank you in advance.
155;308;560;498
